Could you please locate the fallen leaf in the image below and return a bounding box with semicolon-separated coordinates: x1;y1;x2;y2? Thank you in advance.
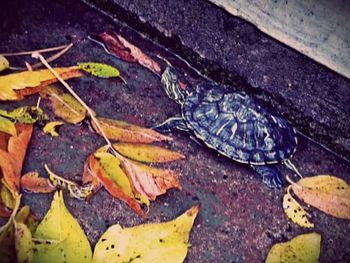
113;143;185;163
0;106;48;124
20;172;56;193
45;165;96;200
15;206;39;235
0;182;15;209
14;221;33;263
283;186;313;228
0;150;18;194
78;62;123;79
0;116;16;136
0;56;9;72
265;232;321;263
82;155;102;199
43;121;64;137
40;85;87;124
95;32;161;74
93;117;172;143
0;67;82;101
92;204;200;263
33;191;92;262
291;175;350;219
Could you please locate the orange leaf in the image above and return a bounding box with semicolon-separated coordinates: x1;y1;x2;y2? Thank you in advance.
88;154;145;217
113;143;185;163
0;150;18;193
93;117;172;143
20;172;55;193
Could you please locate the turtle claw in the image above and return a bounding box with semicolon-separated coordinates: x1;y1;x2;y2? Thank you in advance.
251;165;285;189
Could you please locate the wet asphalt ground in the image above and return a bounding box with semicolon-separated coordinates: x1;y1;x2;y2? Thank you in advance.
0;0;350;262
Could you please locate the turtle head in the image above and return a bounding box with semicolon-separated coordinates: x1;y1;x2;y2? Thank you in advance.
161;66;189;104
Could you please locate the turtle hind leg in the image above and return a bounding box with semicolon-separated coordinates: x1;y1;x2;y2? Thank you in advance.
152;116;190;133
251;165;285;189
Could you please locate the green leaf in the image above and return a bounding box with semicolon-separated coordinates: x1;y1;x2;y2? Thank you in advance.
33;191;92;263
0;116;16;136
78;62;122;78
43;121;64;137
0;106;48;124
265;232;321;263
92;205;200;263
0;56;9;72
0;183;15;209
14;221;33;263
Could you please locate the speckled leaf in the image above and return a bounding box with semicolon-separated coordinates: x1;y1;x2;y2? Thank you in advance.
283;186;313;228
92;117;172;143
33;191;92;263
92;205;200;263
40;85;87;124
113;143;185;163
78;62;122;78
14;221;33;263
292;175;350;219
0;56;9;72
20;172;56;194
266;232;321;263
0;116;16;136
0;106;48;124
0;67;82;101
43;121;64;137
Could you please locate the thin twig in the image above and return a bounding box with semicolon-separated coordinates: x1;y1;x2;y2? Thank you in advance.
32;52;123;160
286;175;302;190
25;62;33;71
0;44;69;56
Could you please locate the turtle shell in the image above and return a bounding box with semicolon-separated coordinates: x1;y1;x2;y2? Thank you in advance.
182;83;297;165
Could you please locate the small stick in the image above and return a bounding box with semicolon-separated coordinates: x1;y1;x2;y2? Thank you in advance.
0;44;69;56
32;52;124;160
286;175;302;190
25;62;33;71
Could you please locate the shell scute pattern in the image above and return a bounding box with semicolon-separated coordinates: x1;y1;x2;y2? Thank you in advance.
183;84;297;164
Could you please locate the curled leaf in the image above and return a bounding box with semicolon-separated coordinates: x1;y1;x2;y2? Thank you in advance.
266;232;321;263
0;55;9;72
78;62;123;79
43;121;64;137
291;175;350;219
40;85;87;124
283;186;313;228
92;204;200;263
33;191;92;262
0;67;82;101
93;117;172;143
20;172;56;193
0;116;16;136
113;143;185;163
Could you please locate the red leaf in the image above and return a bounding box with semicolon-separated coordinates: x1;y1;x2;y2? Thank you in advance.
20;172;56;193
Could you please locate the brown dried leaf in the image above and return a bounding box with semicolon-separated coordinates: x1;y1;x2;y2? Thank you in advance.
0;150;18;193
93;117;172;143
20;172;56;193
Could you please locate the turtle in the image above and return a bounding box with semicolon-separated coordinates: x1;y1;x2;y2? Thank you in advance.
154;66;302;188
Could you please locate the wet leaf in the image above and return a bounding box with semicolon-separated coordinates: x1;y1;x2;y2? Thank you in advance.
78;62;122;79
92;204;200;263
113;143;185;163
0;55;9;72
43;121;64;137
283;186;313;228
45;165;96;200
40;85;87;124
291;175;350;219
14;221;33;263
0;67;82;101
266;232;321;263
0;106;48;124
93;117;172;143
0;116;16;136
20;172;56;193
33;191;92;262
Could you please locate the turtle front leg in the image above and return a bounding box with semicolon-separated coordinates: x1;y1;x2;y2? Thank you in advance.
152;116;190;133
250;165;285;189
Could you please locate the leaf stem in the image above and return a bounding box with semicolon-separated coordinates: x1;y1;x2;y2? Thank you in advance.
1;44;70;56
32;52;124;160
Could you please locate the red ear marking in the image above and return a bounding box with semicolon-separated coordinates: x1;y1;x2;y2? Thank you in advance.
179;81;187;90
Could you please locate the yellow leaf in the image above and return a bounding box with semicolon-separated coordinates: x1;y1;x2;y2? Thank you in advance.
92;205;200;263
0;183;15;209
113;143;185;163
283;186;313;228
40;86;87;124
43;121;64;137
0;56;9;72
33;191;92;263
14;221;33;263
0;116;16;136
266;232;321;263
93;117;172;143
0;67;82;101
292;175;350;219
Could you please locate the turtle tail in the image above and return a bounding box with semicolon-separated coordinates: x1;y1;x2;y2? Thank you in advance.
283;159;303;179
